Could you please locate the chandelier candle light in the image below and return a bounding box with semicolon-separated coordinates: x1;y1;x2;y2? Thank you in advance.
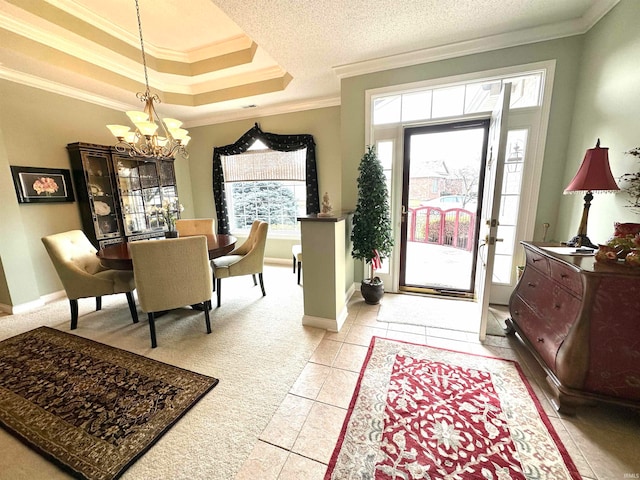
107;0;189;159
563;139;619;249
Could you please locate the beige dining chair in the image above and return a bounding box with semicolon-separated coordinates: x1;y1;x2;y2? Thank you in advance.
175;218;216;237
129;236;213;348
175;218;217;290
41;230;138;330
212;220;268;307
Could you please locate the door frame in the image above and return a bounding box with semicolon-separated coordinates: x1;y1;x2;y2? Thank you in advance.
399;119;490;295
365;60;555;299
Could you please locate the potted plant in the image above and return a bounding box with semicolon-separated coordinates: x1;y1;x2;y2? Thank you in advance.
160;198;184;238
351;145;394;304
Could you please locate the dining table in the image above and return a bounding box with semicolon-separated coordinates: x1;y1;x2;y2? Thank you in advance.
97;233;237;270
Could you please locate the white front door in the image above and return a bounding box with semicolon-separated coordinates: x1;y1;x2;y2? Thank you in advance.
476;84;511;340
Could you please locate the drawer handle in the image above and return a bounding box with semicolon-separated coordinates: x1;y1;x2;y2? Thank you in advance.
537;337;544;343
560;273;568;279
532;258;541;263
527;282;536;287
554;304;561;310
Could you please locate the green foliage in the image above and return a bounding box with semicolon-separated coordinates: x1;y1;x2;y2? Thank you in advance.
351;146;394;277
231;181;297;229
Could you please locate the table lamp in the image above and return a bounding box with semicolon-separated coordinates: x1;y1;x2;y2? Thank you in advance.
564;139;619;249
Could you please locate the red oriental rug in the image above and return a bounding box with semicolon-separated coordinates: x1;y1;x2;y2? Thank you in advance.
325;337;580;479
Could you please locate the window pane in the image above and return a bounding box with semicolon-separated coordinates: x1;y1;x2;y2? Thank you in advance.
464;81;501;113
377;140;393;170
373;95;401;125
505;74;542;108
432;85;465;118
226;181;305;233
401;91;432;122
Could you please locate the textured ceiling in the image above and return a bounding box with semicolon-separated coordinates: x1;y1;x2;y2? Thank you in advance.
0;0;619;126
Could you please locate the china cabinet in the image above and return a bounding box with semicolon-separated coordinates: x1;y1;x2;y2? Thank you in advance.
507;241;640;414
67;142;179;248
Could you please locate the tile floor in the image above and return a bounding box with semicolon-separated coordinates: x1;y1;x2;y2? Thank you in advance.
236;294;640;480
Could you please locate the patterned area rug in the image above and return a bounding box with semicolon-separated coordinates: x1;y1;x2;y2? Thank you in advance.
0;327;219;480
325;337;580;479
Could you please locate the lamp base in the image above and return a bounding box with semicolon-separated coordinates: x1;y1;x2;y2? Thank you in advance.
566;234;597;249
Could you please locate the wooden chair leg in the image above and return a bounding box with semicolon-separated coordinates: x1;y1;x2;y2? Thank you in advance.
203;301;212;334
292;254;296;273
216;278;221;307
126;291;139;323
297;262;302;285
258;273;266;296
69;299;79;330
96;296;102;311
148;312;157;348
252;274;257;286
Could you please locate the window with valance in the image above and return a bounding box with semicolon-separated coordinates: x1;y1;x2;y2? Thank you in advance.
212;124;319;234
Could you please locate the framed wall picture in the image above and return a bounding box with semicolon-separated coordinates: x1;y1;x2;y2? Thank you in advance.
10;166;75;204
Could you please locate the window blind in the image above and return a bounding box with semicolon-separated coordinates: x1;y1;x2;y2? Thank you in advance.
221;148;307;182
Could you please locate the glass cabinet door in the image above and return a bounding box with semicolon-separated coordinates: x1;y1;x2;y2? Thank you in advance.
113;155;178;237
82;151;122;240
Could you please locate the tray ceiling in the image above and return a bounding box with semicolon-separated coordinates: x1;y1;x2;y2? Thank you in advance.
0;0;618;126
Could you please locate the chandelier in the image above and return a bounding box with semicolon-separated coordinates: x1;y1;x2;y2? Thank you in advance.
106;0;189;159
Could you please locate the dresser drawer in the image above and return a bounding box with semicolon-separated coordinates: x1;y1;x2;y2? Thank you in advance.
549;260;583;297
525;247;550;275
517;267;552;317
510;295;560;370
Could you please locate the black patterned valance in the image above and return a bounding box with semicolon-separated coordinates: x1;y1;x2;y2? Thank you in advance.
212;123;319;234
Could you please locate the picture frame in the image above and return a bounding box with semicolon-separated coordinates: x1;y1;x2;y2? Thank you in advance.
10;166;75;204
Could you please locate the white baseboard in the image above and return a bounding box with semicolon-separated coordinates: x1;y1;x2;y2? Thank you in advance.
302;304;349;332
0;290;66;315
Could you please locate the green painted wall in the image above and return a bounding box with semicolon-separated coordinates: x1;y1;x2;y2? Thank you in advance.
556;0;640;244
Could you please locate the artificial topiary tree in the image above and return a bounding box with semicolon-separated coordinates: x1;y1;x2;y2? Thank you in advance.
351;145;394;285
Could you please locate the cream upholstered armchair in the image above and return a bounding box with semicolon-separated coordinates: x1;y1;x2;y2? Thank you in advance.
175;218;215;237
41;230;138;330
212;220;268;307
129;236;213;348
175;218;217;290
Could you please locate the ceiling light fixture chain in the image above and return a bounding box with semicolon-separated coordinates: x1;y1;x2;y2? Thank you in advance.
106;0;190;159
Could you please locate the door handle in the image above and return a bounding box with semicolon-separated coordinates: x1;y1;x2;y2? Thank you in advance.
484;235;504;245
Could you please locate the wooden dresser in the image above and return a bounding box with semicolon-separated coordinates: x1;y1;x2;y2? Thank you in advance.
507;241;640;413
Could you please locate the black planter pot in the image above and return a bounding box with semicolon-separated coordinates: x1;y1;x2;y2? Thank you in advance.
361;278;384;305
165;230;179;238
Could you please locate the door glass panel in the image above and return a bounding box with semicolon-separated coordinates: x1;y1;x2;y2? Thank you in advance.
491;129;527;284
401;122;488;293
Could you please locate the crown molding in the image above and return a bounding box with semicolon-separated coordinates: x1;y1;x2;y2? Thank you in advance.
187;96;340;128
0;66;135;111
334;0;619;79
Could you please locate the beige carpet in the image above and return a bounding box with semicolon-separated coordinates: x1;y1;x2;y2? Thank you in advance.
0;264;324;480
377;293;508;337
